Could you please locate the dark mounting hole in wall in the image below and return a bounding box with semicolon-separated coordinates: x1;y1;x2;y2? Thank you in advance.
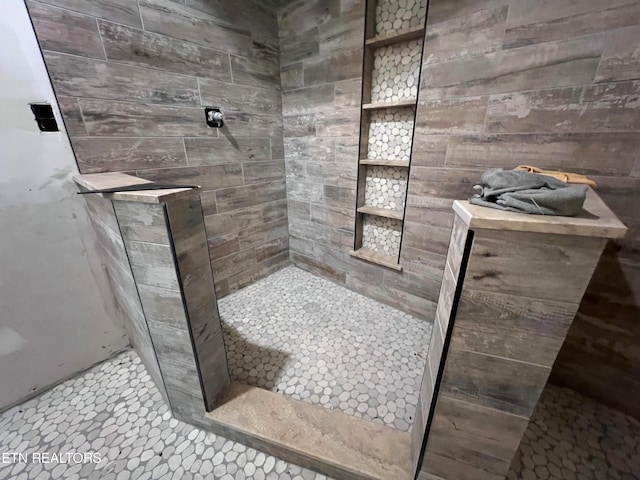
29;103;58;132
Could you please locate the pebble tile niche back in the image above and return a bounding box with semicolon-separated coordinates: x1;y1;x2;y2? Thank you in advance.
352;0;428;269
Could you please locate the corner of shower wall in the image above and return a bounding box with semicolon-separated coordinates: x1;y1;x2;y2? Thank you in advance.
277;0;440;322
29;0;291;301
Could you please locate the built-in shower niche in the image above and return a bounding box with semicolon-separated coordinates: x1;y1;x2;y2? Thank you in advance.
364;165;408;212
362;215;403;257
352;0;428;270
371;40;421;103
375;0;427;36
368;108;414;163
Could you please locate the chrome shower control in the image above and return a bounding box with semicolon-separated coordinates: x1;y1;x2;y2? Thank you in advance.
204;107;224;128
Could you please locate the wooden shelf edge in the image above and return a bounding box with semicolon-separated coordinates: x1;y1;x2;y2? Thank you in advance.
360;159;410;167
357;206;404;220
350;249;403;271
365;26;425;48
362;99;417;110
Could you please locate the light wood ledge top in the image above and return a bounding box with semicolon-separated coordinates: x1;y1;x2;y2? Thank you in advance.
73;172;199;203
453;188;627;239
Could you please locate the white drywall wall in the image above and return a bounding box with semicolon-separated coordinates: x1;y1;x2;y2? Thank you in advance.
0;0;129;410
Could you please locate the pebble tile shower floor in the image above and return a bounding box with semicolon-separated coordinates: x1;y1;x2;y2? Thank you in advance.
218;266;430;432
1;350;638;480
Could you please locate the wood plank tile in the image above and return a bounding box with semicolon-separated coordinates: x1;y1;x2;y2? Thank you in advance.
147;319;196;362
98;21;232;81
452;289;578;366
280;27;319;66
136;164;243;191
72;137;187;173
408;167;481;200
292;251;347;284
446;134;639;176
44;52;199;106
334;137;359;163
199;79;282;115
420;34;604;100
37;0;143;27
310;204;354;231
596;25;640;82
283;114;317;137
282;84;335;116
184;137;271;165
229;53;281;91
287;200;311;220
211;247;257;279
271;137;285;160
416;97;488;135
284;137;335;162
334;78;362;110
203;199;287;238
243;160;285;185
289;220;352;250
255;236;289;263
58;97;87;137
410;134;447;167
281;62;305;91
306;162;357;188
113;201;169;244
440;349;550;417
215;181;286;213
323;185;356;209
422;396;530;480
402;221;453;257
238;217;289;250
157;354;202;398
426;0;508;25
138;0;252;55
137;283;187;330
423;6;508;65
165;195;229;408
486;81;640;134
79;99;215;137
126;240;179;290
28;1;105;59
316;108;360;137
303;49;363;87
504;0;640;49
207;232;240;259
465;229;606;302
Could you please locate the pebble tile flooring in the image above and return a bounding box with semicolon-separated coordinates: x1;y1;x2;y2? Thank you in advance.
1;351;638;480
0;350;326;480
218;266;431;432
1;265;638;480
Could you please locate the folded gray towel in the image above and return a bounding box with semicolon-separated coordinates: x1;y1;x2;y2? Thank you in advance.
470;168;588;216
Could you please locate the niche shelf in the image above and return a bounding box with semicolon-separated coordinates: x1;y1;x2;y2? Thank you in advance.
365;25;426;48
352;0;428;270
357;206;404;220
359;159;410;167
362;99;417;110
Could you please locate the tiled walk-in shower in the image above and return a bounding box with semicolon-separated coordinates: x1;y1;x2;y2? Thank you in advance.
1;349;638;480
219;266;431;432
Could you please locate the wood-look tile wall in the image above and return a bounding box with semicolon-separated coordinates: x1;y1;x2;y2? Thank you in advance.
277;0;442;321
415;0;640;419
417;222;607;480
115;196;230;413
81;193;169;406
277;0;640;414
28;0;289;298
